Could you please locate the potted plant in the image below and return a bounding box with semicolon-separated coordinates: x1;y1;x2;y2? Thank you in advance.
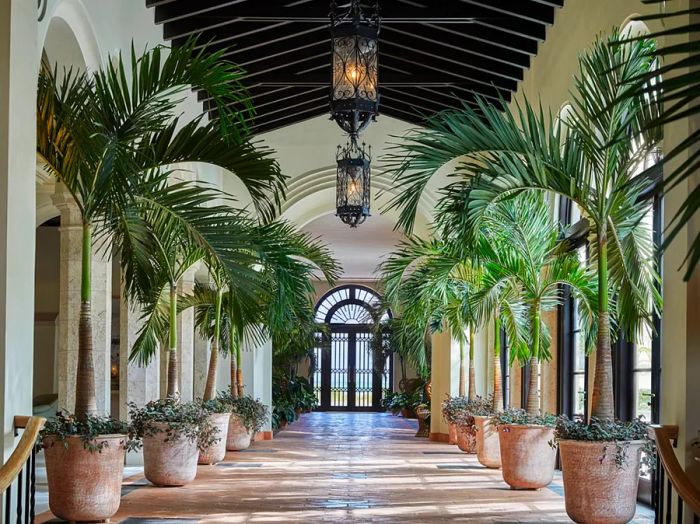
442;395;468;445
130;398;216;486
35;37;284;521
555;417;651;523
461;395;500;468
223;394;268;450
453;396;493;454
491;409;557;489
40;413;136;521
198;398;232;465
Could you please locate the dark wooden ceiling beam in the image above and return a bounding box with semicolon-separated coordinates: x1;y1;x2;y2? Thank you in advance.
381;25;529;70
161;4;547;42
458;0;554;25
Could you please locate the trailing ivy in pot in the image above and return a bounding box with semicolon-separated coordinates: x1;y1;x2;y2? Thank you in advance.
198;398;232;465
220;392;268;450
40;412;138;522
492;409;557;489
555;416;653;524
453;396;493;455
130;398;217;486
441;395;468;445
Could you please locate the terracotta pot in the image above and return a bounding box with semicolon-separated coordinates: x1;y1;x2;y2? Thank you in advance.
474;415;501;469
143;422;199;486
559;439;644;524
43;434;126;522
448;422;458;445
498;424;556;489
456;424;477;453
227;413;253;451
198;412;231;465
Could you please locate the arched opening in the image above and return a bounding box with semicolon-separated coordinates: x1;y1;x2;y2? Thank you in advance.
312;284;392;411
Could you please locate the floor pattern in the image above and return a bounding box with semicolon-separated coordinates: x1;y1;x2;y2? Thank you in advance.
37;412;655;523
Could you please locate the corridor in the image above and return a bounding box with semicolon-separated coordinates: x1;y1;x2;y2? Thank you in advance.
38;412;654;523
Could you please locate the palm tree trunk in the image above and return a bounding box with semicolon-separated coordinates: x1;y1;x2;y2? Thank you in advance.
590;232;614;421
236;341;244;398
526;306;541;415
468;325;476;400
230;323;238;399
166;283;179;398
458;337;466;396
492;316;503;412
74;222;97;421
203;289;223;401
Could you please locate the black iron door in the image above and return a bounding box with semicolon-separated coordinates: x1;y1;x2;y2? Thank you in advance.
314;326;389;411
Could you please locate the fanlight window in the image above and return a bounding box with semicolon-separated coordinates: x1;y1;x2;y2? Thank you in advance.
314;285;390;324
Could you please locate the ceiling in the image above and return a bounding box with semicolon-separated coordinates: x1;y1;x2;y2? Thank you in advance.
145;0;563;135
302;212;404;279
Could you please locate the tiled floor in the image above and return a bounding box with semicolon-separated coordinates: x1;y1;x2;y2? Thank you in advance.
37;412;655;523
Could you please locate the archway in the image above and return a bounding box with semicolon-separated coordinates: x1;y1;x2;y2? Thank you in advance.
312;284;392;411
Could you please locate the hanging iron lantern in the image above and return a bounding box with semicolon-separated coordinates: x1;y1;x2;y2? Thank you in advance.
330;0;380;135
336;136;371;228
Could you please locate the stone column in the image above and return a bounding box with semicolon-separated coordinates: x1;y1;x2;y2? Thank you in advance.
119;294;160;422
0;0;37;455
241;336;273;438
52;187;112;415
193;328;210;400
177;268;195;401
429;329;460;440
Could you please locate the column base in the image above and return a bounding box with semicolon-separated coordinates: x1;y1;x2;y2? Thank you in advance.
429;432;450;442
254;431;273;441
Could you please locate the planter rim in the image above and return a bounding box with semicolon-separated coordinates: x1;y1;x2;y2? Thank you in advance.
499;423;554;430
558;438;646;445
43;433;127;441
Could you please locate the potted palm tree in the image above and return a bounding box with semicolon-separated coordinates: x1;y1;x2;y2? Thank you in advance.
36;39;283;520
221;393;269;450
130;398;216;486
198;397;232;465
385;27;661;521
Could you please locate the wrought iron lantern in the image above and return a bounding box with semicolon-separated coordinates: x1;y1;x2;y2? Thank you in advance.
330;0;380;135
336;136;371;227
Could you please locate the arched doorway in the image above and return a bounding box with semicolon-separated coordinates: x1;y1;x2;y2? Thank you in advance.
312;285;392;411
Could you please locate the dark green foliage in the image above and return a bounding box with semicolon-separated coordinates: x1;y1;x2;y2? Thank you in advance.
40;411;138;453
555;416;654;470
218;392;268;433
491;408;557;428
129;398;217;451
201;398;232;415
443;395;494;429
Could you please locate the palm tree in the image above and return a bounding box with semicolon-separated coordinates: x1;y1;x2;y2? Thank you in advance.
36;41;285;420
178;222;340;400
469;194;596;414
380;237;486;398
384;30;661;421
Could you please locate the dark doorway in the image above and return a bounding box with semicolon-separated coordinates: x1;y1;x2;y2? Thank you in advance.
312;285;392;411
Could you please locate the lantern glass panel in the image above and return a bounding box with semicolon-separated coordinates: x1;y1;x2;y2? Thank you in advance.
332;34;378;103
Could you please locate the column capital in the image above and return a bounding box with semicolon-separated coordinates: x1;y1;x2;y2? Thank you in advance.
51;185;81;226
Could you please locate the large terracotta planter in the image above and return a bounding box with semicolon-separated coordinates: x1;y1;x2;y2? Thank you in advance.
559;439;644;524
198;412;231;465
448;422;458;445
474;415;501;468
456;424;477;453
143;422;199;486
227;413;253;451
498;424;556;489
43;434;126;522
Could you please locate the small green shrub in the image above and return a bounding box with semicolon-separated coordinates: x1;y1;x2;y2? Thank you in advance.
40;411;138;453
491;408;557;428
555;416;654;470
129;397;217;452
